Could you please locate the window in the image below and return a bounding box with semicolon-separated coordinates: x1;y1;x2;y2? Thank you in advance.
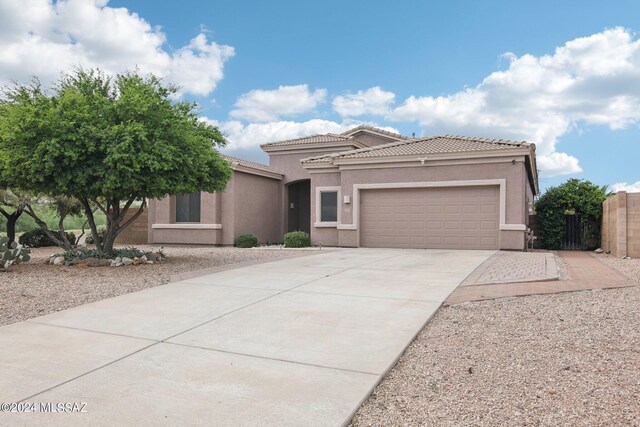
315;186;341;227
320;191;338;222
175;192;201;222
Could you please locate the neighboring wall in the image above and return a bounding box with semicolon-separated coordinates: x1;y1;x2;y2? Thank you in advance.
602;192;640;257
115;209;149;245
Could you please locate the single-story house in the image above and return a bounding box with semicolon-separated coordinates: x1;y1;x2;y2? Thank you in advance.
145;125;538;250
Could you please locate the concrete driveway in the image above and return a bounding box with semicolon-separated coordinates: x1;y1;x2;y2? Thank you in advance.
0;248;493;426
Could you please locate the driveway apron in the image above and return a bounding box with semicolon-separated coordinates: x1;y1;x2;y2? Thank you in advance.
0;248;493;426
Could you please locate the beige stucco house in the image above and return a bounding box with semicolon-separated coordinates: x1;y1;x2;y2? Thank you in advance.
146;125;538;250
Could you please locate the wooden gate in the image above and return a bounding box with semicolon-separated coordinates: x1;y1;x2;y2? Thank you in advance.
562;214;583;250
562;214;600;250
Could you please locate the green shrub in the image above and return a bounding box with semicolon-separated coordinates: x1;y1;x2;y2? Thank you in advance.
19;228;76;248
235;233;258;248
62;248;111;261
535;179;608;250
284;231;310;248
60;246;163;261
84;226;106;244
115;246;150;259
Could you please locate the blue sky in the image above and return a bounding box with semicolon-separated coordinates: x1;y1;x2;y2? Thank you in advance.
1;0;640;192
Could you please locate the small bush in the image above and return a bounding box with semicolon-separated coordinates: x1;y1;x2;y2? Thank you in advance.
235;233;258;248
19;228;76;248
62;248;110;261
85;226;106;244
284;231;310;248
60;246;162;261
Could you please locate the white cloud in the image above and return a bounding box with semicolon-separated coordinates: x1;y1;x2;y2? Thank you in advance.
537;152;582;176
385;27;640;177
0;0;234;96
333;86;395;117
205;118;400;151
610;181;640;193
229;84;327;122
210;119;349;150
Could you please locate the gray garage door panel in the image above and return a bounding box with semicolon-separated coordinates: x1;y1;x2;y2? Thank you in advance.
359;186;499;249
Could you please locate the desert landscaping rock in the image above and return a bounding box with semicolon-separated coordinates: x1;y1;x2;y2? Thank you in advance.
351;257;640;426
0;246;301;326
84;258;111;267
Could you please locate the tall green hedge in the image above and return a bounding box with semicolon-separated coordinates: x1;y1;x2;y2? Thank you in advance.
534;179;607;249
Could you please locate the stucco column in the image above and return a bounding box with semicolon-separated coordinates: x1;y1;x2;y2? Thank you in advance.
617;191;627;257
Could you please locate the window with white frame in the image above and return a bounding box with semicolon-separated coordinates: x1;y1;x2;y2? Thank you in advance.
175;192;201;223
316;187;340;226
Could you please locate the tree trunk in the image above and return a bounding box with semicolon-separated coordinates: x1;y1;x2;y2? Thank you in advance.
102;198;146;254
1;208;22;246
102;228;118;255
78;197;146;254
6;212;19;245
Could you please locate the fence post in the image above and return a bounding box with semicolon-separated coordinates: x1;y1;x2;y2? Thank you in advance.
617;191;627;258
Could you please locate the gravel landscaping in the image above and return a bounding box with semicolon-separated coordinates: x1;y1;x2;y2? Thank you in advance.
0;246;303;326
596;253;640;284
352;258;640;426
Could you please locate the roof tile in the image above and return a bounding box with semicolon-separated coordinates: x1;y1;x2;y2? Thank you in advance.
302;135;530;164
260;133;352;148
340;124;410;140
220;154;282;175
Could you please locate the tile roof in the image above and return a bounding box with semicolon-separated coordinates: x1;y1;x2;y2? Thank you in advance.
302;154;337;164
340;124;410;140
260;133;352;148
261;125;410;148
301;135;531;164
220;154;282;175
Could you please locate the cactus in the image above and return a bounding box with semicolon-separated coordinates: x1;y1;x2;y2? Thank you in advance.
0;236;30;271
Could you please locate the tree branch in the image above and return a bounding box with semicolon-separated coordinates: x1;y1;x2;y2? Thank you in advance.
115;198;147;236
92;198;108;216
22;203;70;250
117;197;136;224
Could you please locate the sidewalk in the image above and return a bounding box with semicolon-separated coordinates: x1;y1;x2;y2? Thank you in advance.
445;251;638;305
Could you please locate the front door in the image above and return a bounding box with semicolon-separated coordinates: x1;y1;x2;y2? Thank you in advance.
287;180;310;234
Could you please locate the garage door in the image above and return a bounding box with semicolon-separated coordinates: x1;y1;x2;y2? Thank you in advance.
359;186;499;249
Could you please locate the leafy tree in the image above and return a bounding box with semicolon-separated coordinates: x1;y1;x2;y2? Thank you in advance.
0;69;231;253
534;179;608;249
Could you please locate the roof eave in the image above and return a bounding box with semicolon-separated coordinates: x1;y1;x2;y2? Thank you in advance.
525;144;540;195
262;140;367;154
340;125;409;140
332;147;533;165
229;164;283;180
